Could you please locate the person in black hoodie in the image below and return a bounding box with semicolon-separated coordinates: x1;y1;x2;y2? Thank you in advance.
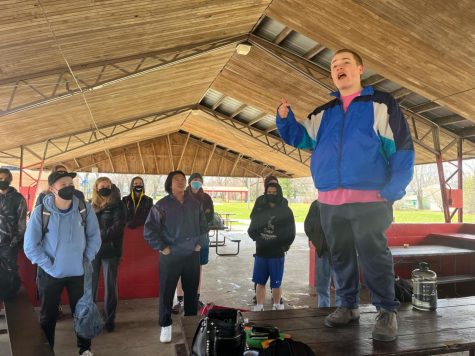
250;176;288;218
122;176;153;229
248;182;295;311
0;168;26;300
91;177;126;332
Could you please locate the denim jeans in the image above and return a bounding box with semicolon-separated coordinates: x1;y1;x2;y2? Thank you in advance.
92;256;120;327
315;253;342;308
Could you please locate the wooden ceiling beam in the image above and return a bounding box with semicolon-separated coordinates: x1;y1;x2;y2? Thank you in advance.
105;149;115;173
411;101;440;114
230;104;247;118
362;74;386;87
433;115;467;127
212;95;226;110
248;113;267;126
176;132;190;170
303;44;326;60
122;150;130;173
1;35;246;117
166;135;175;171
203;143;216;175
137;142;146;173
151;141;160;174
230;154;243;176
190;142;200;173
390;87;412;100
273;27;292;45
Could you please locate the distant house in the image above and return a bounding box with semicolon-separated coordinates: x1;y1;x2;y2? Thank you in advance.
203;186;248;202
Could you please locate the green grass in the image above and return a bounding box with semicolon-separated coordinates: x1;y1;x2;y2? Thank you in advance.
214;202;475;223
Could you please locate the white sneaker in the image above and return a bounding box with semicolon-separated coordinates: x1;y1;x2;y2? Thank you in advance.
272;303;285;310
160;325;172;343
251;304;264;312
80;351;93;356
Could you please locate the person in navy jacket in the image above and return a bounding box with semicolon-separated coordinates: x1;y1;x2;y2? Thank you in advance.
144;170;208;343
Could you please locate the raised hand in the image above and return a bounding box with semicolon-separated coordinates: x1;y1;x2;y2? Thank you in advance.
277;98;290;119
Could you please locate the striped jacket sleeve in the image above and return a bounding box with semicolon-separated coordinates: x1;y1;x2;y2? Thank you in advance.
276;107;323;150
373;92;415;201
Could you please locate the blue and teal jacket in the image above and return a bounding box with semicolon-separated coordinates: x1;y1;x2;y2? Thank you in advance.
276;86;414;202
24;195;101;278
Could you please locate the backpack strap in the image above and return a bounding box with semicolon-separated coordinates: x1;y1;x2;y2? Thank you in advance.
78;198;87;229
41;203;51;244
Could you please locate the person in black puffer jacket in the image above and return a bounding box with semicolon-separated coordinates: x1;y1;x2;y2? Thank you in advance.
0;168;27;300
122;176;153;229
248;182;295;312
91;177;126;332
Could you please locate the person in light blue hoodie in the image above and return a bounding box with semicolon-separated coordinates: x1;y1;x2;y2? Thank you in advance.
24;171;101;356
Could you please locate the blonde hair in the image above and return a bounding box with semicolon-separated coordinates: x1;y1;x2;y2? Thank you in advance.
91;176;112;212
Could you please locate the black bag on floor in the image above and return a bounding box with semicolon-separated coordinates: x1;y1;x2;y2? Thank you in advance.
0;256;20;300
190;308;246;356
394;276;413;303
259;338;316;356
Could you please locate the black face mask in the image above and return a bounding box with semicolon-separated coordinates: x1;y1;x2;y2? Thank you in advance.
98;187;112;197
0;181;10;190
58;186;75;200
133;186;144;193
266;194;278;204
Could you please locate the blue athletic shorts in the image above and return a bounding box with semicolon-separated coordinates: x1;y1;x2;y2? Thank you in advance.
252;256;285;288
200;245;209;265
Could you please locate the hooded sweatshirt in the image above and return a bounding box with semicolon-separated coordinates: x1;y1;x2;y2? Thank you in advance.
24;195;101;278
248;183;296;258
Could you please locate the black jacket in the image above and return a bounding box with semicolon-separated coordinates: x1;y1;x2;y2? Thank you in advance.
96;186;127;258
248;184;295;258
0;187;27;248
304;200;328;257
122;193;153;228
185;187;214;225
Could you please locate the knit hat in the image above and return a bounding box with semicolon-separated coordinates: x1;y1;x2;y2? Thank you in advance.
188;172;203;183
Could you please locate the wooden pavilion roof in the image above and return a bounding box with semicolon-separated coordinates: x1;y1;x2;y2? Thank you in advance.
0;1;474;177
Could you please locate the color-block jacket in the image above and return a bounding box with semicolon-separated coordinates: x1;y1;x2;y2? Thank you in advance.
276;86;414;202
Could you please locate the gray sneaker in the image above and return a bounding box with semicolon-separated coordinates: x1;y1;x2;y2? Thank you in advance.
372;309;398;342
324;307;360;327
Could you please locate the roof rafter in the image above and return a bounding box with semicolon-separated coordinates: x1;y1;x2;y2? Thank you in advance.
0;35;246;117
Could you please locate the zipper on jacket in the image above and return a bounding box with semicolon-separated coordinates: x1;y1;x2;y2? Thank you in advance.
337;102;346;187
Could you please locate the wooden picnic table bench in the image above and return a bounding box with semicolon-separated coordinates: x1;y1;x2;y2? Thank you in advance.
181;297;475;355
3;286;53;356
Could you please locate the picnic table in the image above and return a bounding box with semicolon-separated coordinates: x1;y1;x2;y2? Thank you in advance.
180;297;475;355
